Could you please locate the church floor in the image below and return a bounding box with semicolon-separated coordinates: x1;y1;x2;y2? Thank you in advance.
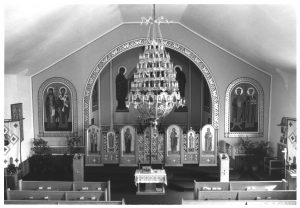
22;165;283;205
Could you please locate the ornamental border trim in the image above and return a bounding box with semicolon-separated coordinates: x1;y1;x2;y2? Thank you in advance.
224;77;264;138
38;77;78;137
83;38;219;130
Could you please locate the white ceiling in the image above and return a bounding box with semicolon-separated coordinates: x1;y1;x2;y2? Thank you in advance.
4;4;296;75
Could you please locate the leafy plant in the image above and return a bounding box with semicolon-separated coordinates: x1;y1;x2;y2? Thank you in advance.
67;136;81;155
239;138;273;170
31;138;51;155
6;163;17;175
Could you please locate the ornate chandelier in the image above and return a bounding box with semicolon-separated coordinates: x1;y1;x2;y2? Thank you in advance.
127;5;185;127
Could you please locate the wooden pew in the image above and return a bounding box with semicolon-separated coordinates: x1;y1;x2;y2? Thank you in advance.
230;179;288;191
73;180;111;200
7;189;109;201
182;199;297;205
198;190;239;200
237;190;297;200
6;189;66;200
18;179;73;191
5;198;125;205
193;180;230;199
66;190;107;201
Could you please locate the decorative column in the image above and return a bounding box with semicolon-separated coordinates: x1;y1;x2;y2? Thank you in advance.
109;61;114;130
98;75;102;130
188;60;192;129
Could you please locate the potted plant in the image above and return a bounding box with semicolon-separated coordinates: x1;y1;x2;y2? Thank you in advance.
240;138;273;172
250;141;273;171
67;136;82;155
30;138;52;178
5;163;19;190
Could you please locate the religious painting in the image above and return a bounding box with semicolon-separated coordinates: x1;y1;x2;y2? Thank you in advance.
120;125;135;156
165;125;183;166
166;125;181;155
187;128;196;152
115;66;129;112
199;124;218;166
11;103;23;121
107;131;116;152
201;125;215;154
225;78;264;137
86;125;101;155
38;77;77;137
92;80;98;112
43;83;72;131
183;127;199;164
174;65;187;112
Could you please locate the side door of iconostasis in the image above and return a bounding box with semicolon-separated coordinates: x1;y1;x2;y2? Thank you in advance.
183;128;199;164
85;125;102;166
165;125;183;166
199;124;218;166
119;125;137;166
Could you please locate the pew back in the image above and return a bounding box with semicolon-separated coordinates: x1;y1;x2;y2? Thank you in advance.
198;190;239;200
73;181;111;200
230;180;287;191
182;199;297;205
5;200;125;205
73;181;109;191
66;190;107;201
237;190;296;200
7;190;66;201
193;181;230;199
19;180;73;191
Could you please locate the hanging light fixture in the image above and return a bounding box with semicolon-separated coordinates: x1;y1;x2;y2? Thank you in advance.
127;4;185;128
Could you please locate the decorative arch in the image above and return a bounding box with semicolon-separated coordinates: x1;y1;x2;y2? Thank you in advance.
83;38;219;131
224;77;264;137
38;77;78;137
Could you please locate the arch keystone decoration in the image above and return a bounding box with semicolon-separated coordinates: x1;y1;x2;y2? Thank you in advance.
83;38;219;132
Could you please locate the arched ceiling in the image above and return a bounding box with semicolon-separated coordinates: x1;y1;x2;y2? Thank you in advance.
4;4;296;75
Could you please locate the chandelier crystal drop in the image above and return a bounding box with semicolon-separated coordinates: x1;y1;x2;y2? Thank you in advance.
126;5;185;127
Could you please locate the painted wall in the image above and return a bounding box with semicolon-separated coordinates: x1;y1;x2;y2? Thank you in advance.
269;70;296;156
91;47;206;130
31;23;272;147
4;75;34;162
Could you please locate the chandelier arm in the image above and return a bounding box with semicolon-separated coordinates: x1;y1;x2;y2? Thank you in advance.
157;21;163;40
146;23;152;42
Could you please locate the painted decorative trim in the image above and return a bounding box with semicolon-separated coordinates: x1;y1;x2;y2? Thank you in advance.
38;77;78;137
83;38;219;132
224;77;264;137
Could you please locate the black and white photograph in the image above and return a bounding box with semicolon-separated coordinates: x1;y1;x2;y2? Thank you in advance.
3;1;297;206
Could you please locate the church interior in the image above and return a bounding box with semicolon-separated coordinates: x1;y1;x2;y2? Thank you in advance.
3;3;297;205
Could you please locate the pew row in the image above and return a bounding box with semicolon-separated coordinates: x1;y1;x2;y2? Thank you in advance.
193;179;288;199
182;199;297;205
5;199;125;205
230;180;288;191
197;190;296;201
6;189;108;201
18;179;111;200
